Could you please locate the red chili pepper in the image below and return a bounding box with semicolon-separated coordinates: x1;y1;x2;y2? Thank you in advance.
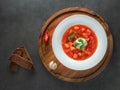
44;30;49;43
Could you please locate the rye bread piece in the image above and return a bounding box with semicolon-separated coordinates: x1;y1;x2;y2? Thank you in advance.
9;46;34;71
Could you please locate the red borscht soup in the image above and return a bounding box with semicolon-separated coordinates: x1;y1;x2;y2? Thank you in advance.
62;24;98;60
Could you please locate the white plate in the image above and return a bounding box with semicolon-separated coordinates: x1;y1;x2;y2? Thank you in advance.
52;15;107;70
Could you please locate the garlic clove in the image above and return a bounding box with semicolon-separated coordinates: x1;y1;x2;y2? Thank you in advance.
49;61;57;70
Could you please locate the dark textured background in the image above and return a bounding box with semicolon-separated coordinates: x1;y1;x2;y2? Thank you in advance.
0;0;120;90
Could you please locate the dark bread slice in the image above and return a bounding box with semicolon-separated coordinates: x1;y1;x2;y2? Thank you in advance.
9;54;34;70
9;47;23;71
9;46;34;71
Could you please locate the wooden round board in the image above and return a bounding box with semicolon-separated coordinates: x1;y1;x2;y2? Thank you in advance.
38;7;113;82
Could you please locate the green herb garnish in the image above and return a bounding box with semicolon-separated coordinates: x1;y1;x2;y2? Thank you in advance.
67;31;76;42
74;38;87;50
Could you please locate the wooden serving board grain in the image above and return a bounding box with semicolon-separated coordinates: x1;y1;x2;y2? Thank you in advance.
38;7;113;82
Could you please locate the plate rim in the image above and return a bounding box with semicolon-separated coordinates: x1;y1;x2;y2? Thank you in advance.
52;14;108;70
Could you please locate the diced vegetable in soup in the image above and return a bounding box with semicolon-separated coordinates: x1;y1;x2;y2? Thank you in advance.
62;24;98;60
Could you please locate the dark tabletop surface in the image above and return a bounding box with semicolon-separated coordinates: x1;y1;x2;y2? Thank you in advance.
0;0;120;90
